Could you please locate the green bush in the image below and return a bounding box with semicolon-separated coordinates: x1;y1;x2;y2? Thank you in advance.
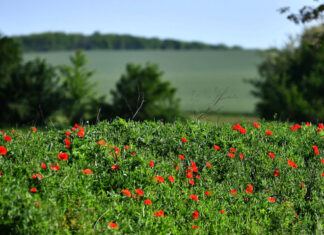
110;63;181;122
250;25;324;122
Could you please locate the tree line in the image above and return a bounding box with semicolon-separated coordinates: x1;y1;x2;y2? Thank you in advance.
11;32;243;52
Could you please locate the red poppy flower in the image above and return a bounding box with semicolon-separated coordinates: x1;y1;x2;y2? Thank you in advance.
192;210;199;219
189;195;198;201
149;160;154;167
144;199;152;205
290;126;295;131
306;122;311;127
189;180;195;185
96;140;106;146
230;147;236;153
169;175;175;183
320;159;324;164
135;189;144;197
122;189;132;197
58;153;68;161
206;162;212;167
268;197;275;202
65;131;71;136
77;131;84;137
220;210;226;214
319;123;324;129
181;137;188;142
239;127;247;134
0;130;5;135
214;145;220;150
0;171;2;175
65;138;71;145
0;146;7;155
266;130;273;136
192;225;197;229
254;122;260;128
187;172;193;178
301;182;304;188
191;164;198;173
205;191;212;196
82;169;93;174
153;176;164;183
112;164;119;171
233;123;241;130
246;184;253;194
288;159;297;168
274;170;279;176
71;127;76;132
109;222;118;229
30;188;37;193
175;164;179;171
294;124;301;130
4;135;12;141
231;189;237;195
131;152;136;156
318;128;322;132
154;210;165;217
31;174;43;180
228;153;235;158
268;153;275;159
239;153;244;159
321;173;324;177
51;164;60;171
312;145;319;155
31;127;37;132
41;162;46;169
179;154;185;160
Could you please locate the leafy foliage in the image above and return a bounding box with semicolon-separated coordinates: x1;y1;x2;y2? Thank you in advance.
279;1;324;24
59;50;105;124
110;63;181;122
0;120;323;233
249;26;324;122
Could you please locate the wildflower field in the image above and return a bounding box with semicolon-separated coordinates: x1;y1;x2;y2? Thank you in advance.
0;119;323;234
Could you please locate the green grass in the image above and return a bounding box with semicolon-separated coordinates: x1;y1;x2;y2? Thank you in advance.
24;50;262;114
0;119;323;234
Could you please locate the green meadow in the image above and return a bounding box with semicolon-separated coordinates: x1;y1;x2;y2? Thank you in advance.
24;50;262;114
0;120;323;233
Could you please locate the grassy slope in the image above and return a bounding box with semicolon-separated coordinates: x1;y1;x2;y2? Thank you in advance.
24;50;261;114
0;120;323;234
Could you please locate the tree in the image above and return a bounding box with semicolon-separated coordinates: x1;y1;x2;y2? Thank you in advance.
5;58;62;125
249;25;324;122
59;50;104;123
110;63;181;122
0;35;22;124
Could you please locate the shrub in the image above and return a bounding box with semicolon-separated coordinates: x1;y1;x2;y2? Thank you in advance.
110;63;181;122
249;25;324;122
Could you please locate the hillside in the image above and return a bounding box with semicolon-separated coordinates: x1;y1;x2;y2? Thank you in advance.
0;119;323;233
12;32;244;51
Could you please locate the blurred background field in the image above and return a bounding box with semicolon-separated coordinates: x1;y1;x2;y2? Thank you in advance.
24;50;261;114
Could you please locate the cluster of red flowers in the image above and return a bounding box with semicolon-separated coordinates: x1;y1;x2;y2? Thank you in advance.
233;123;246;134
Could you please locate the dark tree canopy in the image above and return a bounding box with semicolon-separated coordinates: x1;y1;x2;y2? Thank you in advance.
249;25;324;122
279;1;324;24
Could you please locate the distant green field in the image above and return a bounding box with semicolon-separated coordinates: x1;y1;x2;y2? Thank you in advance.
24;50;262;113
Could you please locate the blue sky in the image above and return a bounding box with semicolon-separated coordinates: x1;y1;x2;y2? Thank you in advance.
0;0;320;48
